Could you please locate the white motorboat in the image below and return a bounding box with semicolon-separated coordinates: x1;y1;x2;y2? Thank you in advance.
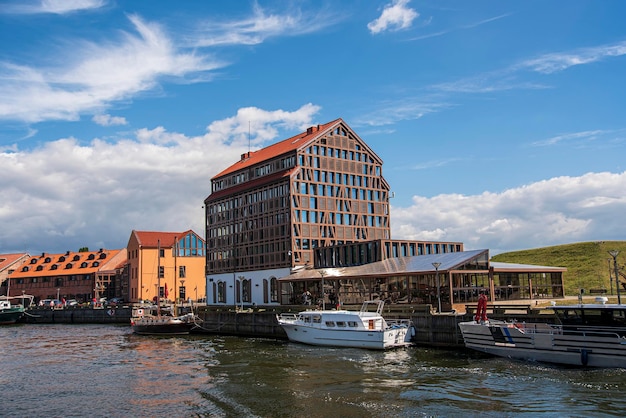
458;301;626;368
277;300;414;350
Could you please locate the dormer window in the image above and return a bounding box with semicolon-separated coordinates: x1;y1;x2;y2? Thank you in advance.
87;254;95;260
22;266;29;272
59;256;66;262
36;265;43;271
65;263;73;269
73;255;80;261
30;258;37;264
80;262;88;268
99;253;107;259
92;261;99;267
44;257;51;263
51;264;58;270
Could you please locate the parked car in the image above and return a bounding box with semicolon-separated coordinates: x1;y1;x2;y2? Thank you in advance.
39;299;62;308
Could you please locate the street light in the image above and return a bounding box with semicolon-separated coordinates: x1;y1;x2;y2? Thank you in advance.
432;262;442;313
608;259;614;296
608;250;621;305
319;270;327;310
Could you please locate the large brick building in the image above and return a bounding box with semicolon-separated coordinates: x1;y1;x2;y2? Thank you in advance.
204;118;463;306
7;249;126;303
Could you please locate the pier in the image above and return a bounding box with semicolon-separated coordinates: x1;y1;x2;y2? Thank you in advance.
17;302;554;348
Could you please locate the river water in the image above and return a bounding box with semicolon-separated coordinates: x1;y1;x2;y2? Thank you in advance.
1;324;625;417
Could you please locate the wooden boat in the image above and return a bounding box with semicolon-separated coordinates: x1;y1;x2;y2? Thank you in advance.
131;309;199;335
277;300;414;350
458;301;626;368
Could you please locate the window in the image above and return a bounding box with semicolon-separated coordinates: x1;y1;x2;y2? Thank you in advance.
179;266;186;278
159;266;164;278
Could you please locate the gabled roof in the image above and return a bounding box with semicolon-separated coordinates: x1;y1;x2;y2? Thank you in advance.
279;250;490;281
213;118;342;179
9;249;124;278
131;230;203;248
0;253;30;272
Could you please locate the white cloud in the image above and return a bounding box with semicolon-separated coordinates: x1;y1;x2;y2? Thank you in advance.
391;171;626;254
92;114;127;126
368;0;418;34
518;41;626;74
191;3;342;47
0;14;221;123
0;0;107;15
0;104;320;254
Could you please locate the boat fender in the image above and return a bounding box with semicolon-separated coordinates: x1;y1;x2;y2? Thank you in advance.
580;349;589;366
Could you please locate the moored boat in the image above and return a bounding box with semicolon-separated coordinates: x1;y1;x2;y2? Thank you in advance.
458;301;626;368
0;298;25;325
277;300;414;350
130;239;201;335
131;308;199;335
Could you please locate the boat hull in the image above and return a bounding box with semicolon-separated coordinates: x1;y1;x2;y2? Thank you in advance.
0;307;25;325
459;321;626;368
280;323;411;350
131;315;197;335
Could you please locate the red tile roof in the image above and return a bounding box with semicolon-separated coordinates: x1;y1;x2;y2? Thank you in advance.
0;253;29;272
212;118;343;179
10;249;123;278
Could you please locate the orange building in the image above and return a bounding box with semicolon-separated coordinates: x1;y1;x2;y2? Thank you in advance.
126;230;206;303
7;249;126;303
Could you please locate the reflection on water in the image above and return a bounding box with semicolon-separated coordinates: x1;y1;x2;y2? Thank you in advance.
1;324;625;417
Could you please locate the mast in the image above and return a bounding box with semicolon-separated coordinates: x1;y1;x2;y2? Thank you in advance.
157;239;161;317
174;236;177;315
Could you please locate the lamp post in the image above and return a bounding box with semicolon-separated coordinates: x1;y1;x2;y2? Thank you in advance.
608;250;621;305
608;259;614;296
319;270;327;310
432;262;442;313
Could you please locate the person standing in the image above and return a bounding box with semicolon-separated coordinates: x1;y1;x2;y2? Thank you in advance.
475;290;488;324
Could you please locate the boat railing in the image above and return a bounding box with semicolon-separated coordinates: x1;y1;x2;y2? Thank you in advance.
511;323;626;340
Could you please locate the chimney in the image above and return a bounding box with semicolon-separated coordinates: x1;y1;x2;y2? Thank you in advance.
306;127;313;135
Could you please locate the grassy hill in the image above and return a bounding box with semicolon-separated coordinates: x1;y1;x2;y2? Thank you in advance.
491;241;626;296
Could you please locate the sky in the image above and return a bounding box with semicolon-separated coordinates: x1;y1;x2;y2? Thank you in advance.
1;0;625;257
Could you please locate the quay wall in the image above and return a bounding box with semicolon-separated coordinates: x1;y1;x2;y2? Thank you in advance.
22;306;132;324
194;303;550;348
19;303;550;349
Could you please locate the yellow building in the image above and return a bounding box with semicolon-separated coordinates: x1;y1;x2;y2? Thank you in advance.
127;230;206;303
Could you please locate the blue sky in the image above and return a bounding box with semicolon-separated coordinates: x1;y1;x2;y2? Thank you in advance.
1;0;625;256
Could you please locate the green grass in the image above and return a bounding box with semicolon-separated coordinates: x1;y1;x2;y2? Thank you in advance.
491;240;626;296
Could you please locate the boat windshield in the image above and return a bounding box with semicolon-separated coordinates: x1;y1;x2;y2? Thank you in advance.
553;307;626;328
